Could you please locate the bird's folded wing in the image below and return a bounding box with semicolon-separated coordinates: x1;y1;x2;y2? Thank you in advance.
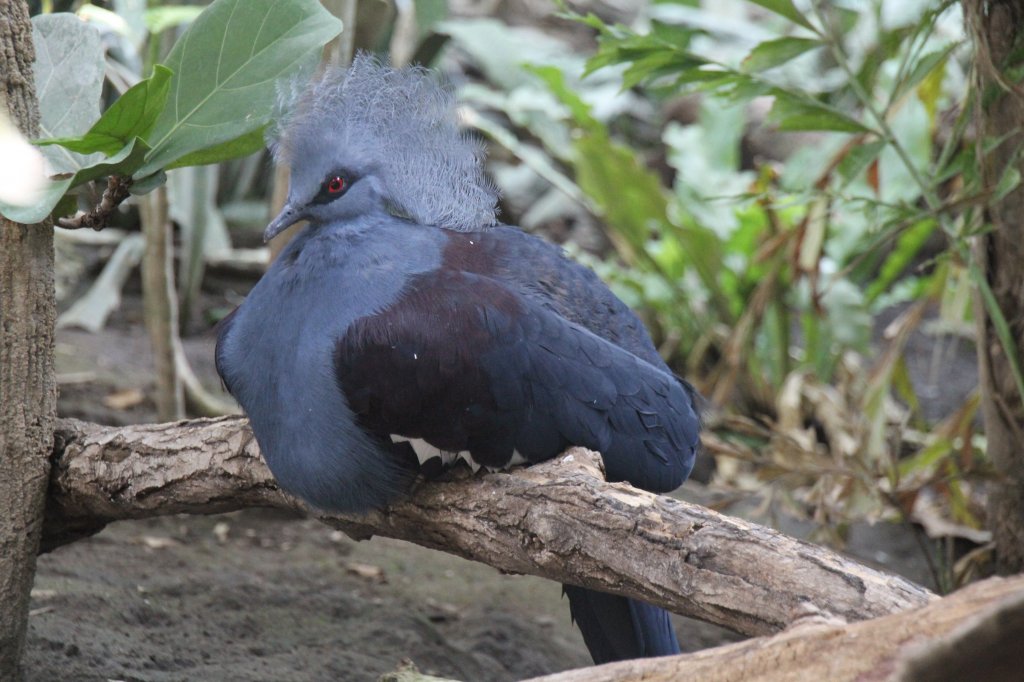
334;269;698;492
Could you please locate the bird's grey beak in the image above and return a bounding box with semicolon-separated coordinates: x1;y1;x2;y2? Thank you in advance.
264;203;304;243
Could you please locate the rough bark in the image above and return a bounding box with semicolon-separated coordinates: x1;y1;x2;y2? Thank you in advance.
0;2;57;676
964;0;1024;572
45;417;934;638
522;574;1024;682
891;578;1024;682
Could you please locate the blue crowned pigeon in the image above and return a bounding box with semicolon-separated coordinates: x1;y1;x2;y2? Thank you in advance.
215;54;701;665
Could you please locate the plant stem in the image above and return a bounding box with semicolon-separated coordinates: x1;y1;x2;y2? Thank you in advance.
811;1;945;217
141;186;185;421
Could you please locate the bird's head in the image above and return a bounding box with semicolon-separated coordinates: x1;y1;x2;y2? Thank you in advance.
265;53;499;242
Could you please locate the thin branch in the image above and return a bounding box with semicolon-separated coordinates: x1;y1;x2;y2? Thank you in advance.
140;185;184;421
57;175;133;230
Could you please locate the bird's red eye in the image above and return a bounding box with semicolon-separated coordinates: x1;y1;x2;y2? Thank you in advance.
327;176;346;193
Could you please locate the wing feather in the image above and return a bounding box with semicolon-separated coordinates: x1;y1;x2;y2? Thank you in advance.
335;270;698;490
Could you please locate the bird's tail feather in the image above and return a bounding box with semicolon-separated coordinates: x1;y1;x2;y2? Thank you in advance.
563;585;680;664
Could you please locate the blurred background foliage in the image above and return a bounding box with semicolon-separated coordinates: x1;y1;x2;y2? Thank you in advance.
30;0;998;591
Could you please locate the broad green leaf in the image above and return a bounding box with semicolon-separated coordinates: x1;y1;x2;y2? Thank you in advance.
145;5;205;35
31;13;105;173
74;137;152;184
5;14;106;223
742;36;823;72
768;90;873;133
140;0;344;175
0;177;72;224
39;65;173;156
165;126;267;169
0;138;150;223
748;0;818;33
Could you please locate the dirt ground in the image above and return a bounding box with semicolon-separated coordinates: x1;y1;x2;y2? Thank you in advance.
23;264;966;681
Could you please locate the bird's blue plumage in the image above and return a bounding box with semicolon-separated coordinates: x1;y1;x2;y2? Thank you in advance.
215;54;701;666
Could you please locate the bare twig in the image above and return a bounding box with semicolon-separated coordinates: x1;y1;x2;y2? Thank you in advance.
140;186;184;420
57;175;133;230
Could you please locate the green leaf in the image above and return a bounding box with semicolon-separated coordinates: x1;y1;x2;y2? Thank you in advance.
994;165;1022;202
866;219;936;303
145;5;205;35
0;138;150;223
747;0;819;33
0;178;72;225
165;125;268;169
5;13;106;223
129;171;168;195
621;50;706;89
582;22;703;81
575;135;670;256
891;357;921;417
742;36;823;72
139;0;343;176
532;67;669;259
38;65;173;156
768;90;873;133
524;65;599;131
31;13;105;173
894;45;956;108
897;435;952;479
838;140;886;184
415;0;448;38
73;137;152;185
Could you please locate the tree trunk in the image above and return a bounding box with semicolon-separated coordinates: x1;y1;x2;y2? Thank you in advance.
964;0;1024;573
44;418;934;637
0;2;57;677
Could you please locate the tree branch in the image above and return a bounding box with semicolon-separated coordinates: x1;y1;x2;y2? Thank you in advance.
522;574;1024;682
45;416;934;638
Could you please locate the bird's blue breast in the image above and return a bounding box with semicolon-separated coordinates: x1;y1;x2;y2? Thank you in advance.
216;215;443;510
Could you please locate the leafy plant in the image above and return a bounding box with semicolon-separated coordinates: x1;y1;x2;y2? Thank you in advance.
450;0;992;583
0;0;342;225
